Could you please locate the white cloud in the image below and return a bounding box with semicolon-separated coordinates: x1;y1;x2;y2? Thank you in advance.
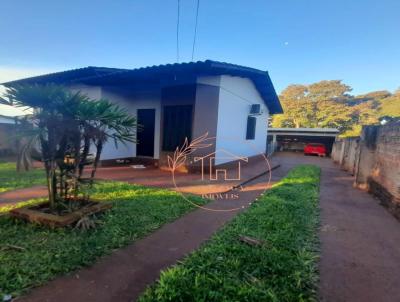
0;66;55;116
0;66;53;83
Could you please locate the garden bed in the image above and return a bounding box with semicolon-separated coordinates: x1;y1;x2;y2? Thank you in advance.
0;181;206;299
139;165;321;302
10;200;112;227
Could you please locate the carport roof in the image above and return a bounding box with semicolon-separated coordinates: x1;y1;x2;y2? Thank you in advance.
1;60;282;114
269;128;339;135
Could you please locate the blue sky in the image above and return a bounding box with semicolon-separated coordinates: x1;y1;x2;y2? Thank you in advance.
0;0;399;111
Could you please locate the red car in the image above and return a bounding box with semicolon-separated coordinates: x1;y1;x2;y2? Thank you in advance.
304;143;327;157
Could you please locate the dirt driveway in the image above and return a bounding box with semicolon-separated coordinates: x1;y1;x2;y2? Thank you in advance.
274;152;400;302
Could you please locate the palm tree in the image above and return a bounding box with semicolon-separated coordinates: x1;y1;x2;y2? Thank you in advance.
0;84;137;212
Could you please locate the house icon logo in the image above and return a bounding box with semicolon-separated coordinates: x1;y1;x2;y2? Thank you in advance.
193;149;249;181
168;133;272;212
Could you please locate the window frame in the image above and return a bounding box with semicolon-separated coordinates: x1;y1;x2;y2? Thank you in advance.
246;115;257;140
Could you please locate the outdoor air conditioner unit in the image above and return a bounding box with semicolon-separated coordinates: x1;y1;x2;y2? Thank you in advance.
249;104;262;115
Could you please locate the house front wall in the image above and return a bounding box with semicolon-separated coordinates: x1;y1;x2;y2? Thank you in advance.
68;76;271;167
101;86;161;160
158;84;197;169
69;84;102;100
0;124;16;155
214;75;269;165
189;76;221;168
69;84;162;161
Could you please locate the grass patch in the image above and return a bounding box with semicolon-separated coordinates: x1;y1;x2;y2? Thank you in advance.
139;165;321;302
0;162;46;193
0;181;206;299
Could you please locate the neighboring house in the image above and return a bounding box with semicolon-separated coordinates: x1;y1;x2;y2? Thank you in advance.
2;60;282;169
0;115;17;156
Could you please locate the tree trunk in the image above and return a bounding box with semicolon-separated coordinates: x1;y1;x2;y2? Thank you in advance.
47;160;57;209
45;119;58;209
90;139;103;186
78;133;91;179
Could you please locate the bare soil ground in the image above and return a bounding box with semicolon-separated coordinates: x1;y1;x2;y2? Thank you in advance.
274;152;400;302
318;158;400;302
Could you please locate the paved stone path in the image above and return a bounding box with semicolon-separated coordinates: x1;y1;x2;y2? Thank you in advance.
0;186;47;206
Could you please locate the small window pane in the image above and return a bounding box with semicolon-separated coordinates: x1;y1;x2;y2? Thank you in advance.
246;116;256;140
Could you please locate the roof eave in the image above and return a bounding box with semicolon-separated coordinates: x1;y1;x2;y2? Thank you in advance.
1;60;283;114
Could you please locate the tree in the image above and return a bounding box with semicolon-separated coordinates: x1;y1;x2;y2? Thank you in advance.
0;84;137;212
272;80;354;131
307;80;352;101
270;81;400;136
353;90;391;103
378;89;400;118
271;85;309;128
341;100;380;137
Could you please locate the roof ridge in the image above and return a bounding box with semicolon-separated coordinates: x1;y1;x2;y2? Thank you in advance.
2;60;269;86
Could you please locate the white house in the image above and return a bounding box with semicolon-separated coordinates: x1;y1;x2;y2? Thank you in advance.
0;115;17;156
2;60;282;170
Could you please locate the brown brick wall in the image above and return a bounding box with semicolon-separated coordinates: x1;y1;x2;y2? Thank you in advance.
371;122;400;202
331;137;360;175
333;121;400;214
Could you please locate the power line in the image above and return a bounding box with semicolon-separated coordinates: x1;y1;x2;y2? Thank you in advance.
191;0;200;61
176;0;181;63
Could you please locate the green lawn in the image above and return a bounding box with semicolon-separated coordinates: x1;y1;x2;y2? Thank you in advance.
0;162;46;193
0;181;206;299
139;165;321;302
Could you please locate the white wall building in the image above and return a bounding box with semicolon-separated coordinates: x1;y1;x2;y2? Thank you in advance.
3;60;282;169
